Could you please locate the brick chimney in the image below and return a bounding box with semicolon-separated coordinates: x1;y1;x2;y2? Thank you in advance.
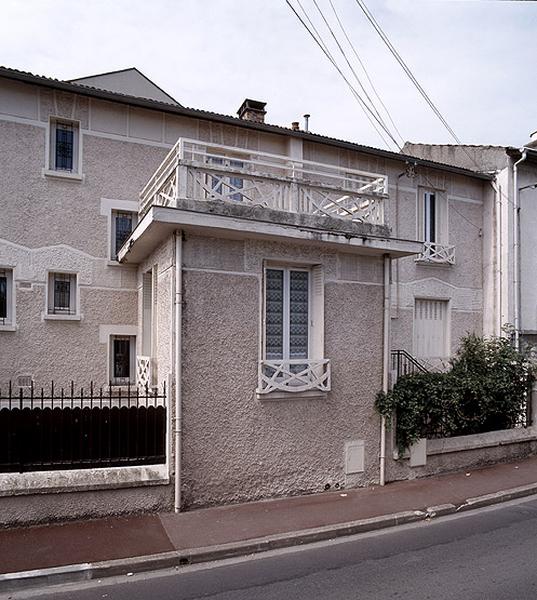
237;99;266;123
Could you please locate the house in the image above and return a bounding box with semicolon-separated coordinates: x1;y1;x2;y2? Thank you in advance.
0;66;530;526
403;140;537;351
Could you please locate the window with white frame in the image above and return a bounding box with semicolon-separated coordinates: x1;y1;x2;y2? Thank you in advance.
47;272;78;316
423;191;436;243
418;189;448;244
206;155;244;202
265;267;310;362
111;210;137;260
414;299;449;359
48;118;80;173
0;268;14;327
258;263;328;395
110;335;136;385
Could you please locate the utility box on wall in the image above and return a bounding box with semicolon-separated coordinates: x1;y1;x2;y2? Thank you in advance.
345;440;365;474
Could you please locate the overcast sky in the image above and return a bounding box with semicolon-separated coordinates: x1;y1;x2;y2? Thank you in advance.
1;0;536;151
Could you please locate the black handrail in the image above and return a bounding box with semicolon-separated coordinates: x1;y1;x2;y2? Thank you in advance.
391;349;428;382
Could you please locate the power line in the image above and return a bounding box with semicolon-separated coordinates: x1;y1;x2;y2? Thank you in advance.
286;0;401;149
355;0;464;145
354;0;492;174
309;0;398;144
327;0;405;146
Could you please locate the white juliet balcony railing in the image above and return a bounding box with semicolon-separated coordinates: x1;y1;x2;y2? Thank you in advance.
416;242;455;265
257;359;331;395
139;139;388;226
136;355;153;389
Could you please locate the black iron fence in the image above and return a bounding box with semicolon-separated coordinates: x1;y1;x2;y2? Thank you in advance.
0;382;166;473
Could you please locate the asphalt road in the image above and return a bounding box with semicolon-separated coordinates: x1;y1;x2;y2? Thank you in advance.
13;496;537;600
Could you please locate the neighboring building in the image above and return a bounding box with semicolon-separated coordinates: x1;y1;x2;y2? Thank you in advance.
403;141;537;350
0;66;529;526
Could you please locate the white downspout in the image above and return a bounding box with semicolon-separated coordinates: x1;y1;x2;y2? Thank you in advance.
380;253;391;486
513;150;527;350
174;230;183;512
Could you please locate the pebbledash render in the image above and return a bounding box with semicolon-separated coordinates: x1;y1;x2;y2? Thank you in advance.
0;66;532;526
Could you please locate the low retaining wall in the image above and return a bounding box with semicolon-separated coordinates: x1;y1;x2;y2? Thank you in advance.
387;425;537;482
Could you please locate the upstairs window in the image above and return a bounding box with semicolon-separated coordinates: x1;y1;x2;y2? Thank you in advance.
47;272;77;316
48;118;80;174
418;189;447;245
423;191;436;243
207;156;244;202
111;210;137;260
0;268;13;327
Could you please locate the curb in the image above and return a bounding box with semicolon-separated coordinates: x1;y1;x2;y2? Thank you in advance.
3;485;537;594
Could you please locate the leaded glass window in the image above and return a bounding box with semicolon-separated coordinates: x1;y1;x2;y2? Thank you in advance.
265;269;284;359
265;267;310;361
289;271;309;359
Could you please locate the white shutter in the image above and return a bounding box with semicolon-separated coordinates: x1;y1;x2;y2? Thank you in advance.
414;299;448;359
310;265;324;359
142;272;153;356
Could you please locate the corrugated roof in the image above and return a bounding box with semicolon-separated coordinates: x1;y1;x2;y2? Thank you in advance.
0;66;493;181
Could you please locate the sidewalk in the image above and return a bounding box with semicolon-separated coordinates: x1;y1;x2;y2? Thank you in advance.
3;455;537;591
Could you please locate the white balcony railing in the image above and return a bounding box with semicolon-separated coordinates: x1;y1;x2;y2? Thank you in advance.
139;139;388;226
257;359;331;395
136;356;152;388
416;242;455;265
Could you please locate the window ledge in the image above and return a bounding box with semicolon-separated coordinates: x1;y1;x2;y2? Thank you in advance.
42;168;84;182
0;464;169;497
257;389;328;401
43;313;82;321
0;324;17;332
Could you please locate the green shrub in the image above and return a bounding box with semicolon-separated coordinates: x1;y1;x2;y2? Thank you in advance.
376;333;535;453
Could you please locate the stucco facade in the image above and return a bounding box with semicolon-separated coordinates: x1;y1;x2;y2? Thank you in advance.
1;65;528;524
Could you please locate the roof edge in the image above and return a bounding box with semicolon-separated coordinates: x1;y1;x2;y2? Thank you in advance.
0;66;492;182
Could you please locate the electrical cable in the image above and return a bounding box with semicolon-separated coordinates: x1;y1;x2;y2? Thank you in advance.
287;0;401;149
327;0;405;146
310;0;396;142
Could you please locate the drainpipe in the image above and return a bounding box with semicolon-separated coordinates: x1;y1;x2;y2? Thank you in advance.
513;150;528;350
380;253;391;486
173;231;183;512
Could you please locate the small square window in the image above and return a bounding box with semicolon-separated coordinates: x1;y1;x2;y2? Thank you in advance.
47;272;77;316
0;268;14;327
48;118;80;174
110;335;136;385
111;210;137;260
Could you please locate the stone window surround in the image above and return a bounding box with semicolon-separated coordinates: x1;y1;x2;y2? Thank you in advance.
42;116;84;182
100;198;139;265
99;324;138;385
43;270;81;321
